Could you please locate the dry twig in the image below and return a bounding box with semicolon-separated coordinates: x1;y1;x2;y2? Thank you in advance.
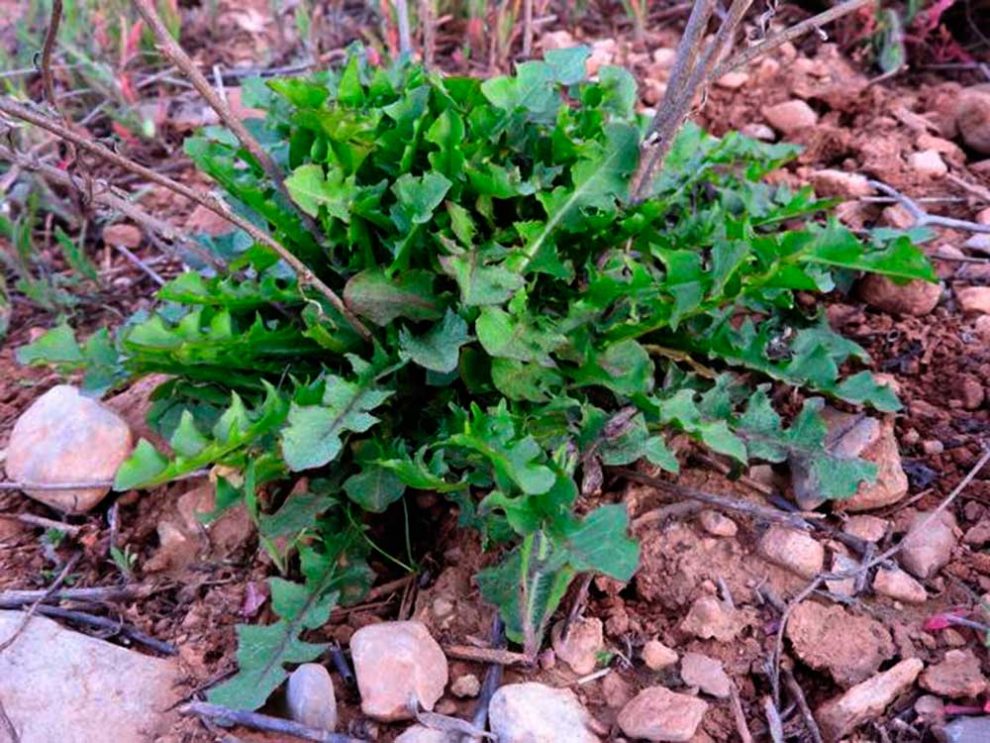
443;644;532;666
182;701;364;742
0;552;81;654
781;662;824;743
867;180;990;235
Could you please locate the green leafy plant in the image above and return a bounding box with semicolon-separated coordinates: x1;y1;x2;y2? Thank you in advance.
20;47;933;710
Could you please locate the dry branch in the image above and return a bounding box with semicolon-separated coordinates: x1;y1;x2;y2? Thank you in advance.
0;97;371;340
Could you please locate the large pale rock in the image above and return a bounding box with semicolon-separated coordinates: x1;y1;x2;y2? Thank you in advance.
489;683;599;743
815;658;923;742
617;686;708;742
920;649;988;698
763;100;818;135
285;663;337;731
757;526;824;579
0;611;180;742
956;89;990;154
7;385;133;513
350;621;448;721
899;511;957;579
957;286;990;314
551;617;603;675
786;601;894;688
858;275;941;317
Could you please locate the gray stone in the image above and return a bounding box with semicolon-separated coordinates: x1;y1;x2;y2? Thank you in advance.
7;385;133;513
944;716;990;743
489;682;599;743
0;610;180;742
351;621;448;721
285;663;337;731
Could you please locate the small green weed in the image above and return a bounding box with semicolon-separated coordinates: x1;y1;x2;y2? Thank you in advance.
20;48;933;710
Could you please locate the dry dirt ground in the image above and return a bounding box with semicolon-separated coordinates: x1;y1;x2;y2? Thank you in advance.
2;1;990;741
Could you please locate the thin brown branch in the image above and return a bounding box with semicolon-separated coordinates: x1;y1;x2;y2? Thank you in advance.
0;512;82;536
0;552;80;654
443;644;533;666
521;0;534;58
130;0;324;245
781;662;824;743
0;585;141;609
713;0;874;80
0;97;371;339
181;702;364;742
40;0;64;117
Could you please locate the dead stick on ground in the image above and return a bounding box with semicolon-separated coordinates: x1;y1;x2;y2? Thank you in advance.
0;512;82;535
182;702;365;742
867;180;990;235
0;144;222;270
728;684;754;743
0;98;371;340
40;0;64;119
0;552;81;654
781;662;824;743
130;0;324;246
33;604;176;655
444;644;532;666
0;585;141;608
713;0;873;79
620;470;815;529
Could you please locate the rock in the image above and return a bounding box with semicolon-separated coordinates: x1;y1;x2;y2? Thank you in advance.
961;374;985;410
101;222;142;248
976;315;990;342
350;621;448;721
679;653;731;699
825;552;859;597
489;683;599;743
900;510;957;579
551;617;603;675
715;71;748;90
913;694;945;724
602;671;634;708
450;674;481;698
680;596;743;642
872;566;927;604
957;286;990;314
943;716;990;743
285;664;337;731
843;515;889;543
757;526;824;579
697;509;737;537
642;639;679;670
586;39;616;77
810;169;873;198
816;658;923;742
858;274;941;317
0;611;179;741
617;686;708;742
919;649;988;698
816;411;908;512
908;149;948;178
741;123;776;141
541;30;576;51
652;48;677;67
7;385;133;513
956;89;990;154
763;100;818;135
786;601;894;688
395;726;451;743
964;519;990;546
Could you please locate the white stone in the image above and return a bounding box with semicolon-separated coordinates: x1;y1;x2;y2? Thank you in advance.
489;683;599;743
285;663;337;731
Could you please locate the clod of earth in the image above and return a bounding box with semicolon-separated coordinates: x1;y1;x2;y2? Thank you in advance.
919;649;989;699
550;616;604;675
0;611;180;742
6;384;133;513
899;510;958;580
350;621;448;721
616;685;708;742
956;89;990;155
488;682;600;743
857;274;942;317
786;601;895;688
679;595;745;642
284;663;337;731
679;652;731;699
815;658;923;742
757;525;824;579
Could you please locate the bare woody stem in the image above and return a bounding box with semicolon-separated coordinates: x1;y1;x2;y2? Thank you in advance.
713;0;874;80
130;0;325;245
632;0;876;202
0;97;372;340
40;0;63;116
